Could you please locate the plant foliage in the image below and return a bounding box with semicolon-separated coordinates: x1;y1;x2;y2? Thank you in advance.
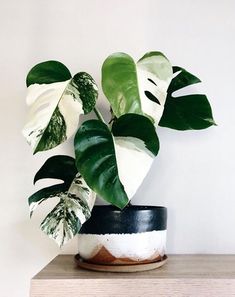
23;53;215;246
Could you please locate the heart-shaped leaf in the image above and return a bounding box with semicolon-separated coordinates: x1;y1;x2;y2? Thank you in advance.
29;156;76;216
23;61;98;153
74;115;159;208
102;52;173;125
74;120;129;209
28;155;96;246
159;66;216;130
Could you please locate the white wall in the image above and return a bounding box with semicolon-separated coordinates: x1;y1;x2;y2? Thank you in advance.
0;0;234;296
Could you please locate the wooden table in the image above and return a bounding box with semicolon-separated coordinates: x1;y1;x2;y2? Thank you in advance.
30;255;235;297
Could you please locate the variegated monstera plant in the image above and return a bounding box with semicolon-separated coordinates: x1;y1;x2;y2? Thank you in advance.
23;52;215;246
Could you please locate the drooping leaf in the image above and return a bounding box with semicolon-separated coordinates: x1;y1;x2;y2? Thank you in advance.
112;114;159;199
74;119;129;209
23;61;98;153
159;66;216;130
74;116;159;207
41;197;81;247
40;174;96;247
28;155;96;246
102;52;173;125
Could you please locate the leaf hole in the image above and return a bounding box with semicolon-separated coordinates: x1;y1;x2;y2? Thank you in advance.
144;91;161;105
147;78;157;86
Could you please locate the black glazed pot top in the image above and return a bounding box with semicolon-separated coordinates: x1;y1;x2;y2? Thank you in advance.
80;205;167;234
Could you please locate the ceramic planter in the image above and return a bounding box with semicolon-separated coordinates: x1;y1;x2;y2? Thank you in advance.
77;205;167;266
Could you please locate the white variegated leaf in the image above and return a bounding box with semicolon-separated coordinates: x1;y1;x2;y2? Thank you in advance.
110;113;159;202
114;137;154;200
41;196;79;246
29;172;96;246
40;174;96;247
29;188;65;218
23;73;98;153
136;52;173;126
66;174;96;225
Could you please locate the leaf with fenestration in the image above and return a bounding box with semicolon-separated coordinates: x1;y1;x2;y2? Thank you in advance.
102;52;173;125
28;155;96;246
159;66;216;130
23;61;98;153
29;183;68;218
40;174;96;246
29;155;76;217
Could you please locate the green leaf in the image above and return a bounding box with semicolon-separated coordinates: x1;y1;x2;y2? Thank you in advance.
168;66;201;93
23;62;98;153
28;155;96;246
29;155;77;216
102;53;141;117
34;155;77;185
102;52;173;125
74;120;129;209
112;114;159;156
26;61;72;87
159;67;216;130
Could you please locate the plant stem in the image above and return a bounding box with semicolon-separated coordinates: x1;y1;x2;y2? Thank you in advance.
94;107;106;124
127;201;132;207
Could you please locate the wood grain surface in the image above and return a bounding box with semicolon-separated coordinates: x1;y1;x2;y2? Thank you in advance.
30;255;235;297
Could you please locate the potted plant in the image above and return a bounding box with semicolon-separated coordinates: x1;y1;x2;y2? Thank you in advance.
23;52;215;271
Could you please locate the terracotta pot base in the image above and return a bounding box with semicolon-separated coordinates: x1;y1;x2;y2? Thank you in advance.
75;254;167;272
85;245;163;265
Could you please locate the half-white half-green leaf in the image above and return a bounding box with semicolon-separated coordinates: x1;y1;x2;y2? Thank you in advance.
74;114;159;208
29;155;96;246
23;61;98;153
102;52;173;126
112;114;159;199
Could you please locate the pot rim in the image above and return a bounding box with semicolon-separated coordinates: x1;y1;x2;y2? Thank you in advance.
93;205;166;211
80;204;167;234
